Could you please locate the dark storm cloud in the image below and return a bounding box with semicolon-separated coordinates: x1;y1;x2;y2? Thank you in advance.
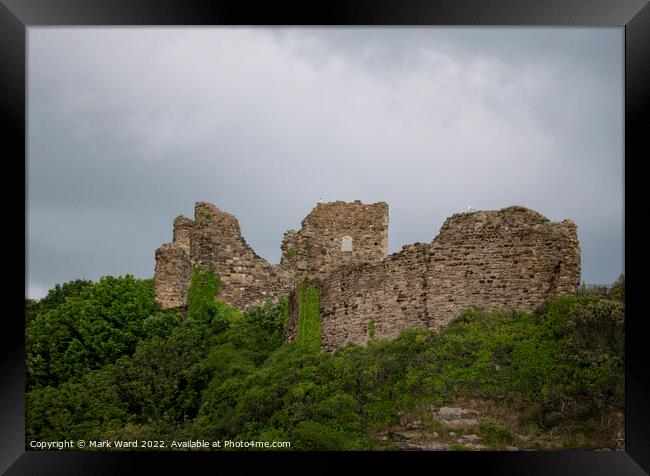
27;27;623;298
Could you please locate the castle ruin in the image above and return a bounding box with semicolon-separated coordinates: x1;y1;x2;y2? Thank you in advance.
154;201;581;351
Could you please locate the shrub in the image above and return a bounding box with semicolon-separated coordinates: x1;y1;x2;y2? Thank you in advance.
244;296;289;340
609;273;625;302
568;299;624;357
479;417;515;445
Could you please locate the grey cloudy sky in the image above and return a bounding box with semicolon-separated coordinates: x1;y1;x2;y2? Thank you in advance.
27;27;624;299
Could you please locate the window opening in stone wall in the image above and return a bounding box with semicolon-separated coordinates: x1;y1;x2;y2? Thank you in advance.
342;236;353;252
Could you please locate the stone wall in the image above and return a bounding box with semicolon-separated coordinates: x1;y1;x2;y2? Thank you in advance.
289;206;581;352
188;202;292;309
316;243;431;352
155;200;388;311
155;201;580;353
154;203;293;310
424;206;580;332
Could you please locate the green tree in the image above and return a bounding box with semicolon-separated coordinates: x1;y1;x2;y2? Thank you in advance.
26;275;156;389
244;295;289;342
25;279;94;327
38;279;94;312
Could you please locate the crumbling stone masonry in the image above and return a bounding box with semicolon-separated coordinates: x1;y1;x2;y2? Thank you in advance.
154;200;388;311
153;216;194;309
302;206;581;352
154;202;580;352
279;200;389;282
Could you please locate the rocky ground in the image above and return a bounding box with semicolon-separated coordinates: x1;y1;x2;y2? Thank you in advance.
373;399;624;451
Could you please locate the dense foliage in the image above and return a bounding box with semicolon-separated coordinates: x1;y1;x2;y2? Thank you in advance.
25;272;625;450
26;279;93;327
26;276;156;390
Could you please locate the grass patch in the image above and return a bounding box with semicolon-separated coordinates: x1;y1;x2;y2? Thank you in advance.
479;417;515;445
450;443;472;451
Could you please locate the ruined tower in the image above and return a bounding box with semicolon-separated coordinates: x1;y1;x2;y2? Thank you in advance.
279;200;389;283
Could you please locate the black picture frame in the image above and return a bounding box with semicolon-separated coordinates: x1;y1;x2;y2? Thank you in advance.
2;0;648;474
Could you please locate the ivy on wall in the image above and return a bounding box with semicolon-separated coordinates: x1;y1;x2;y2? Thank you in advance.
296;281;321;352
187;266;221;321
